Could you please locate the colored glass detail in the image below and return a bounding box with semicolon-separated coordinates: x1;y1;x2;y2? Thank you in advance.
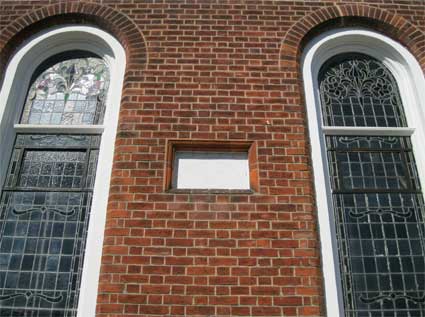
21;58;109;125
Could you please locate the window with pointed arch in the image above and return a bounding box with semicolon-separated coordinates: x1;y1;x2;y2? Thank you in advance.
303;28;425;317
0;52;109;316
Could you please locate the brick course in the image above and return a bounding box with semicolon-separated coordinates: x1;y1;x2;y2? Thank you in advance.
0;1;424;316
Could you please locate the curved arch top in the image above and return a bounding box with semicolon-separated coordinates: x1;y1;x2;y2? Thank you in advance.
279;4;425;71
0;24;127;317
302;27;425;317
0;1;147;84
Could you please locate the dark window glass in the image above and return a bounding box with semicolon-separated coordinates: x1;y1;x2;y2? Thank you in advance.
0;53;106;317
18;151;86;189
320;54;425;317
0;134;100;317
319;54;407;127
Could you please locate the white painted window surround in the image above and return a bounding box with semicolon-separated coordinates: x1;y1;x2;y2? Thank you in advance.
302;28;425;316
173;151;250;189
0;25;126;316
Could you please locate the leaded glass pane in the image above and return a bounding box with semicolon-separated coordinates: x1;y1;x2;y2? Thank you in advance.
18;151;86;189
319;53;424;316
15;134;101;148
21;57;109;125
319;54;407;127
327;136;425;317
0;134;99;317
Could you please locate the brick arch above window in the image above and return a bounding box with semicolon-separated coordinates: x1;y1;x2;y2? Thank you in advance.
279;4;425;72
0;1;148;85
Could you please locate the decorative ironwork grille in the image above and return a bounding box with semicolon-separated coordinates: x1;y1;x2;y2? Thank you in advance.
0;134;100;317
320;54;425;317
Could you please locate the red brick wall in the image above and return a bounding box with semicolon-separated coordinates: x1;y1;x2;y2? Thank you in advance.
0;1;424;316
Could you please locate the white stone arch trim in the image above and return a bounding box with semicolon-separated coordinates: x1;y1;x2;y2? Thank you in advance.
0;25;126;316
302;28;425;316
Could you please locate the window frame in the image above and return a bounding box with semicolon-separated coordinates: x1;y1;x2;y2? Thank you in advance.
302;28;425;316
165;140;259;193
0;25;126;316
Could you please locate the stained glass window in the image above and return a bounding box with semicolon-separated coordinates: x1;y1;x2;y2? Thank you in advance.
0;53;107;316
21;56;109;125
319;54;425;317
0;135;100;316
18;151;86;189
319;54;407;127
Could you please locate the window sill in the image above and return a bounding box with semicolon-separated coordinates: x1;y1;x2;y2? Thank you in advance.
167;188;255;195
322;126;414;136
14;124;104;134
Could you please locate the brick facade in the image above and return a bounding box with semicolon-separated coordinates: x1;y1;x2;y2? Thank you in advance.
0;1;424;316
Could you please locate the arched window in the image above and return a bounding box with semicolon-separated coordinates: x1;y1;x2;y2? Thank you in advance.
22;52;109;126
0;26;126;316
0;53;109;316
320;53;424;316
302;29;425;316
